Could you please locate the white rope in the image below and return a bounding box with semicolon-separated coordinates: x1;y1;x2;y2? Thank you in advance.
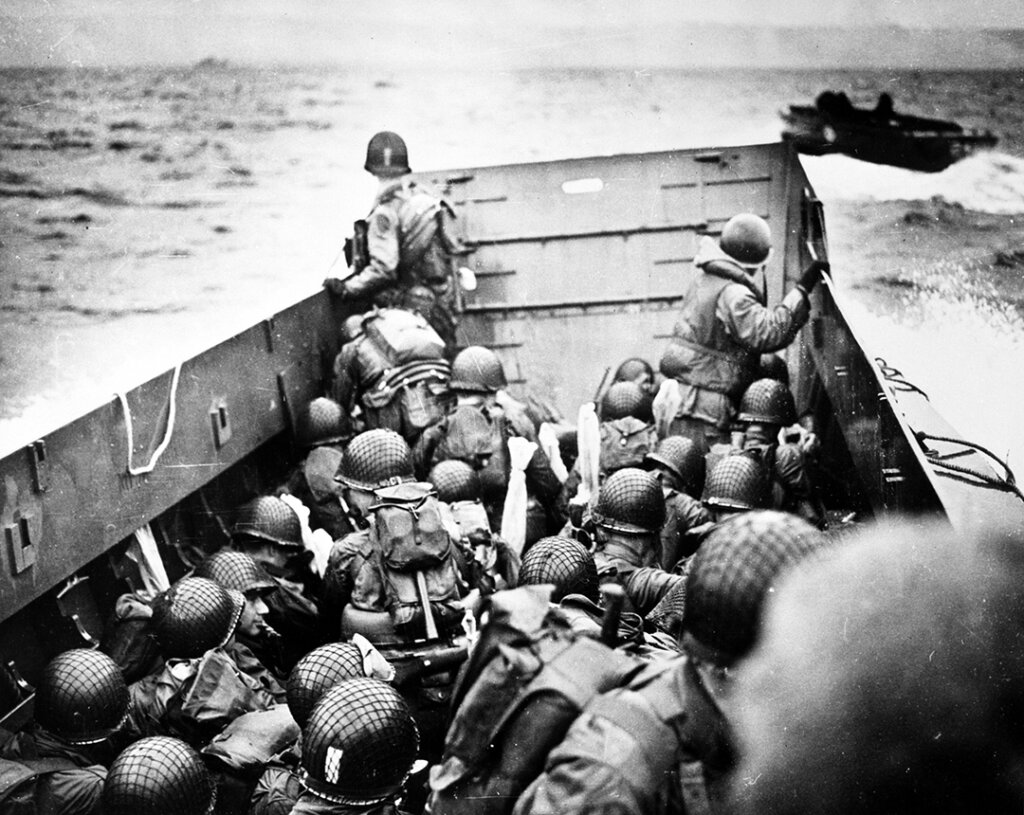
117;362;182;476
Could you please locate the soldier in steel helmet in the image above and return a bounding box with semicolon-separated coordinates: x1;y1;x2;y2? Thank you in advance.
0;648;132;812
729;520;1024;815
589;467;688;618
642;436;712;571
126;576;281;746
324;131;463;348
611;357;657;420
656;212;829;448
414;345;564;544
232;495;326;670
277;396;354;541
515;510;826;815
291;678;421;814
733;378;825;528
250;641;397;815
429;459;520;594
103;735;216;815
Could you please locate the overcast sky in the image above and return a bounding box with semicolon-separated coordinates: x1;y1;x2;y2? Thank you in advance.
2;0;1023;68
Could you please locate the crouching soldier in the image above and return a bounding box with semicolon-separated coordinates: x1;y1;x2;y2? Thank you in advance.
127;576;281;747
590;468;687;617
233;495;326;670
325;429;470;755
515;510;826;815
643;436;712;571
734;378;826;528
0;649;131;813
293;677;421;814
103;736;217;815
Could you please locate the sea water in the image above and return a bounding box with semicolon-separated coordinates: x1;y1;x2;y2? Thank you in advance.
2;65;1023;468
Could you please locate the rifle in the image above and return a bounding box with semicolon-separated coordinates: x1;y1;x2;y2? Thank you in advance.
390;644;469;687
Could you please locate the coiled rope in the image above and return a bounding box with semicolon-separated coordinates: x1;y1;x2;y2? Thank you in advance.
116;363;182;476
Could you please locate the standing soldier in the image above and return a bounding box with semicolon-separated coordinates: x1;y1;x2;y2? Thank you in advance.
324;131;463;347
656;213;828;448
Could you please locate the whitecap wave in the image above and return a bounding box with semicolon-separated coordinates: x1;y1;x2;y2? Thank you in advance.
803;151;1024;215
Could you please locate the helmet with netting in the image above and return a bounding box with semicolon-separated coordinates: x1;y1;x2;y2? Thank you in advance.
645;573;690;641
103;736;216;815
232;495;303;548
600;381;646;421
364;131;410;177
335;429;414;491
287;642;370;729
194;550;276;596
684;510;824;665
519;536;600;602
297;397;347;447
35;649;130;744
720;213;772;268
428;459;482;503
644;435;706;496
150;577;244;659
739;378;797;426
449;346;507;393
593;467;666;534
301;678;419;806
703;454;767;511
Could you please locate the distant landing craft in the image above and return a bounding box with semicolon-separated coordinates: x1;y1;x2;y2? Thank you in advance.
781;91;998;173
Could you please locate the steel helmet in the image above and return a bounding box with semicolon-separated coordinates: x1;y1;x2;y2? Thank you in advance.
702;454;766;512
35;649;130;745
519;536;599;602
287;642;372;729
297;397;348;447
232;495;303;548
335;428;414;491
194;550;276;596
739;378;797;426
644;435;706;496
593;467;666;534
428;459;482;503
364;131;411;177
600;381;646;421
683;510;824;665
449;346;507;394
758;353;790;386
612;357;655;387
103;736;216;815
150;577;244;659
301;678;419;806
720;213;772;267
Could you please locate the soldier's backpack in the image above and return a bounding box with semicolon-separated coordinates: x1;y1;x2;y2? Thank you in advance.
427;586;642;815
361;309;452;436
599;417;659;475
369;482;464;638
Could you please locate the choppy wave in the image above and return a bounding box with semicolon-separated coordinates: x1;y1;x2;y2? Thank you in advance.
804;151;1024;214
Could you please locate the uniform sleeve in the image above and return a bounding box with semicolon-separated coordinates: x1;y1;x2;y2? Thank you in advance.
343;204;401;297
37;766;106;815
322;534;363;613
774;444;825;528
718;285;809;353
624;567;688;617
513;712;650;815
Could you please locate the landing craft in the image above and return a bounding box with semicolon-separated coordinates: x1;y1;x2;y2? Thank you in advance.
0;142;1022;730
781;91;999;173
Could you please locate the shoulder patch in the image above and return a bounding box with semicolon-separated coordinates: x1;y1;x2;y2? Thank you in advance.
372;210;393;234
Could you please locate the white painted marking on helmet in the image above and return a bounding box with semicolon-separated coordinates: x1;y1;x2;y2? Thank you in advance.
325;745;344;784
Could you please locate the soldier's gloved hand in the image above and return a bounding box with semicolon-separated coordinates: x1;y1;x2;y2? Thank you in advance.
796;260;830;296
323;277;348;297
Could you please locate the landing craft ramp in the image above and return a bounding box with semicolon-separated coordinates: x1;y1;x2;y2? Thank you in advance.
0;142;1021;728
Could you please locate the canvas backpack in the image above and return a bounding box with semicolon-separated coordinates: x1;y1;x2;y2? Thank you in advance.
369;482;464;638
599;417;658;475
427;586;642;815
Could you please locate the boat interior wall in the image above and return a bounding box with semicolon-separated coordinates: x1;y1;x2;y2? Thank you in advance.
412;144;791;421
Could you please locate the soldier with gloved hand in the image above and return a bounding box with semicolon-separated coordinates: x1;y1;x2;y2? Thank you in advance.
656;212;828;448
